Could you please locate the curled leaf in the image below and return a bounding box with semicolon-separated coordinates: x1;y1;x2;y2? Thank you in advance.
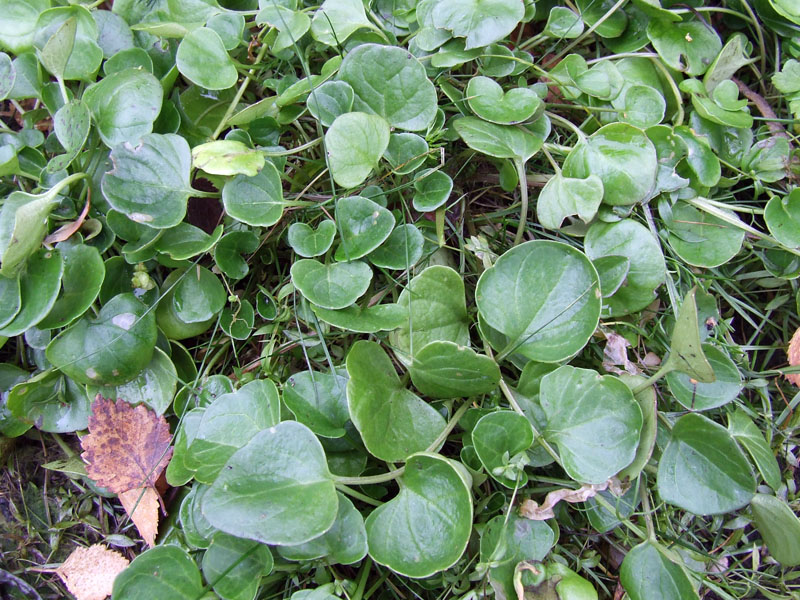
520;478;623;520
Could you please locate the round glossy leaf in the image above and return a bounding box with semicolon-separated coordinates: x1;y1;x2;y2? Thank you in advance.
0;272;20;328
154;223;223;261
206;11;245;51
384;133;428;174
365;453;472;578
621;85;665;128
657;412;755;515
473;411;534;487
7;371;89;433
592;255;630;298
666;201;744;268
338;43;437;131
307;80;355;127
0;248;63;337
34;6;102;81
620;541;699;600
346;340;446;462
193;140;265;178
562;123;657;206
214;230;259;280
113;546;204;600
102;133;192;229
544;6;584;39
454;116;543;162
223;162;285;227
284;369;349;438
202;421;338;545
46;292;157;386
432;0;524;49
765;189;800;248
537;172;604;230
311;303;405;334
82;67;162;147
584;219;666;316
203;533;272;600
413;169;453;212
176;27;238;90
288;220;336;258
618;374;657;482
87;347;177;416
38;242;104;330
476;240;601;362
466;76;541;124
368;224;424;271
540;366;642;483
278;493;367;565
0;0;47;54
410;341;500;399
647;18;722;76
750;493;800;567
326;112;390;188
256;5;310;53
390;265;470;365
311;0;375;47
666;344;742;411
333;196;395;261
172;266;226;324
291;259;372;310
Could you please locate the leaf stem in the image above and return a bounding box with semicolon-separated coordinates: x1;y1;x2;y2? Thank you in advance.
649;57;684;126
334;484;382;506
334;468;404;487
513;159;528;246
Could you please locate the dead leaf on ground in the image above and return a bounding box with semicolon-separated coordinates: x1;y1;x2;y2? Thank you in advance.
81;395;173;493
119;487;160;548
786;326;800;386
55;544;129;600
602;331;640;376
44;191;91;246
520;479;617;520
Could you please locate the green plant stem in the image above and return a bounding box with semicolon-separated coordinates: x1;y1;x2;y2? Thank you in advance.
550;0;629;64
592;493;647;540
545;111;586;141
498;377;561;463
334;484;381;506
349;557;373;600
649;57;684;126
513;159;528;246
639;481;656;541
263;137;321;156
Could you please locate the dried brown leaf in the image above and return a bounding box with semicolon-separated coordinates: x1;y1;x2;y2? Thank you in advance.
520;481;609;520
119;486;160;548
55;544;129;600
81;395;173;494
44;193;91;245
787;326;800;386
602;331;640;376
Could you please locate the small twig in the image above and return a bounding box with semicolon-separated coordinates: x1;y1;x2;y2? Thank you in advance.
732;77;790;140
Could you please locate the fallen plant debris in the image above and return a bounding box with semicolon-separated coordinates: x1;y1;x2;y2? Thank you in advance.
55;544;129;600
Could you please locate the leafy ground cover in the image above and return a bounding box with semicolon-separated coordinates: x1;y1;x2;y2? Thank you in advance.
1;0;800;599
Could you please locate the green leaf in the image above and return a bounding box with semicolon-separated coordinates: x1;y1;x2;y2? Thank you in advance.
311;0;376;47
765;189;800;248
661;286;715;383
666;201;744;268
657;412;755;515
537;173;604;230
0;248;63;337
171;265;226;324
620;540;699;600
113;546;205;600
562;123;657;206
741;136;790;183
750;493;800;567
0;273;20;329
621;85;666;128
7;370;89;433
311;302;406;333
472;410;534;487
672;126;721;188
665;344;742;411
193;140;265;177
288;220;336;258
413;169;453;212
384;133;429;174
0;0;49;54
346;340;446;462
432;0;525;49
220;299;255;340
278;493;367;565
46;293;157;386
728;410;781;491
390;265;470;365
544;6;584;39
154;223;223;261
102;133;193;229
47;98;90;171
476;240;601;362
37;242;104;330
290;259;373;310
333;196;395;261
35;7;103;81
176;27;238;90
87;347;177;416
214;230;259;280
540;365;642;484
410;341;500;399
82;68;162;147
365;453;472;577
284;369;349;438
584;219;666;317
256;6;311;53
306;80;355;128
368;224;424;270
202;421;338;545
202;533;273;600
576;0;628;38
646;18;722;76
465;76;541;125
338;43;437;131
454;116;543;162
326;112;390;188
618;374;657;482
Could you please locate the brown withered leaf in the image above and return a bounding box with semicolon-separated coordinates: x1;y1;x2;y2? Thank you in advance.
81;395;173;493
787;326;800;386
119;487;160;548
55;544;129;600
520;480;612;520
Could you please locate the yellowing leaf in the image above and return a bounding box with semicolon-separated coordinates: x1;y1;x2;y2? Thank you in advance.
55;544;129;600
119;486;160;548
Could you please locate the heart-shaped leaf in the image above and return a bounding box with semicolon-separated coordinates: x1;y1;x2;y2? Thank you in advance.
154;223;224;261
466;76;541;124
306;80;354;128
620;541;699;600
765;188;800;248
202;421;338;545
454;116;543;162
256;5;310;53
666;201;745;267
384;133;429;174
102;133;193;229
476;240;601;362
657;413;755;515
413;169;453;212
214;230;259;280
537;172;604;230
326;112;390;188
284;369;349;438
171;266;226;324
540;365;642;484
34;6;102;81
410;341;500;399
38;242;104;330
647;18;722;76
46;293;157;386
202;533;273;600
291;259;373;310
346;340;446;462
472;410;534;487
366;453;472;577
288;220;337;258
333;196;395;261
176;27;238;90
311;0;376;47
432;0;525;49
113;546;204;600
368;224;424;270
